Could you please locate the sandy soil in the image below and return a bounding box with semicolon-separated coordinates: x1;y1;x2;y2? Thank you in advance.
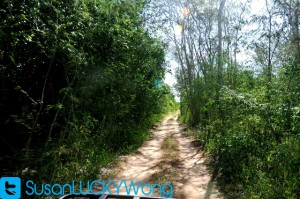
108;114;222;199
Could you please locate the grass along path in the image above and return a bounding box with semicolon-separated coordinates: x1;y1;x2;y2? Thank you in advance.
102;113;222;199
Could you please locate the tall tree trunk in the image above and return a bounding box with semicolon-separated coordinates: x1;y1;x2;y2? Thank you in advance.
217;0;226;124
267;11;272;101
217;0;226;88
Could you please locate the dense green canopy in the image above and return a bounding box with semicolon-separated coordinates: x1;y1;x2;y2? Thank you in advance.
0;0;177;189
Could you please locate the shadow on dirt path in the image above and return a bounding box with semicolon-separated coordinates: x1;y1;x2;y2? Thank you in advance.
109;113;222;199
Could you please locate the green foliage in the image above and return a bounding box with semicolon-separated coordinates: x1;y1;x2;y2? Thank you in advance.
184;82;300;198
0;0;177;194
174;0;300;197
179;64;300;198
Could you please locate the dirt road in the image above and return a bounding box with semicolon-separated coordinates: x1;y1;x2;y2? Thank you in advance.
109;114;222;199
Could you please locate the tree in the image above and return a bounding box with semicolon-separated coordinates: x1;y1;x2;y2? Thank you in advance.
0;0;175;187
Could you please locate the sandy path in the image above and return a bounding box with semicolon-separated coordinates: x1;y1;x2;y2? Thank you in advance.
110;114;222;199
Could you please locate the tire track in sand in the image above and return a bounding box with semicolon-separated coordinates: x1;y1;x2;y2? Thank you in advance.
109;114;222;199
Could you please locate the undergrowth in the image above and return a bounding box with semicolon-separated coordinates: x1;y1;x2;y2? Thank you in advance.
192;87;300;199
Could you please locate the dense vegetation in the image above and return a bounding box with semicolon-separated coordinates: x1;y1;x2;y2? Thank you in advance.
2;0;300;198
0;0;177;190
165;0;300;198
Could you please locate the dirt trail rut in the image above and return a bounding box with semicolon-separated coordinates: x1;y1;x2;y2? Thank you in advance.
111;114;222;199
